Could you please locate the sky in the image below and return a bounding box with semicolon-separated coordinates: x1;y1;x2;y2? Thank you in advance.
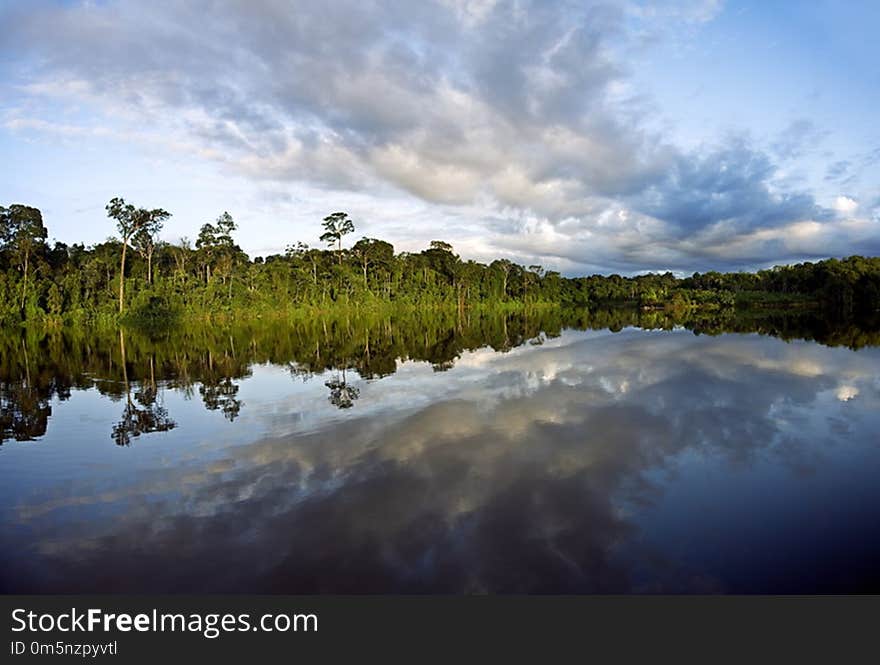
1;0;878;276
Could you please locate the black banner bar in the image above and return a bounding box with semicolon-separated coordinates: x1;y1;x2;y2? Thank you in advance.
2;595;878;662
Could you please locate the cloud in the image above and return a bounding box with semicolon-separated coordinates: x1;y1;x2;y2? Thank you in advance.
634;138;825;236
1;0;876;273
770;119;828;161
4;330;880;592
833;196;858;215
825;160;852;182
835;385;859;402
624;0;726;25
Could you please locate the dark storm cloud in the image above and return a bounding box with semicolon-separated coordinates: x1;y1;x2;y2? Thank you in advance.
633;139;827;237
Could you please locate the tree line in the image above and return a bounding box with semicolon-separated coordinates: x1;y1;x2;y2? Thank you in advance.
1;199;879;326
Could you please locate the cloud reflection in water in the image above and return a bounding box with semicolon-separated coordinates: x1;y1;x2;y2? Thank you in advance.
2;330;880;593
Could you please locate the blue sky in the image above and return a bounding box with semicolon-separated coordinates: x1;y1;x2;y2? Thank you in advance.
1;0;878;275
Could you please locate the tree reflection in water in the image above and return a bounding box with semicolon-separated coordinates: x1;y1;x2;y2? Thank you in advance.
325;368;359;409
1;305;879;445
199;378;242;421
5;323;880;594
111;329;176;446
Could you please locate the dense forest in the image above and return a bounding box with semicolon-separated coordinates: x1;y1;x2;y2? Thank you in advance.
1;199;879;327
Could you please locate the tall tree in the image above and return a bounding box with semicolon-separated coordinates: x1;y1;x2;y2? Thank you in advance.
132;231;155;286
196;211;238;285
105;198;170;314
132;220;164;285
422;241;459;287
0;204;48;312
490;259;514;299
171;237;192;284
351;237;394;291
525;265;544;301
319;212;354;265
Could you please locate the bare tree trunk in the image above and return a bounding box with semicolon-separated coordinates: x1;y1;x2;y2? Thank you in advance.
119;328;129;404
147;248;153;284
20;250;29;311
119;241;128;314
21;336;30;387
362;260;373;294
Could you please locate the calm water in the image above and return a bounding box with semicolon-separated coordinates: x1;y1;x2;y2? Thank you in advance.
2;310;880;593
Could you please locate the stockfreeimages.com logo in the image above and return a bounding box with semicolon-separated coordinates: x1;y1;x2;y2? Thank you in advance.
11;608;318;640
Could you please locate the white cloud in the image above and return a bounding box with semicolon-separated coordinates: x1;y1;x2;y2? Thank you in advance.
833;195;859;215
835;385;859;401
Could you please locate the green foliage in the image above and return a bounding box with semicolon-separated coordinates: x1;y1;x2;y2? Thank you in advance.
105;198;170;244
105;197;171;314
319;211;355;264
124;293;182;330
0;204;48;313
1;201;880;325
196;211;243;286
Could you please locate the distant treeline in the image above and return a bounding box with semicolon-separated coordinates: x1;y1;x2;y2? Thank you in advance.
1;200;879;325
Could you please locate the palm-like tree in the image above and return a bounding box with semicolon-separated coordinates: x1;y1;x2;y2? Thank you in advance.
319;212;355;265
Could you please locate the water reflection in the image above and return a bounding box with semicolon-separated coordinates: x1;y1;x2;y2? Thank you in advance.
2;307;880;446
1;310;880;592
325;369;360;409
112;330;177;446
